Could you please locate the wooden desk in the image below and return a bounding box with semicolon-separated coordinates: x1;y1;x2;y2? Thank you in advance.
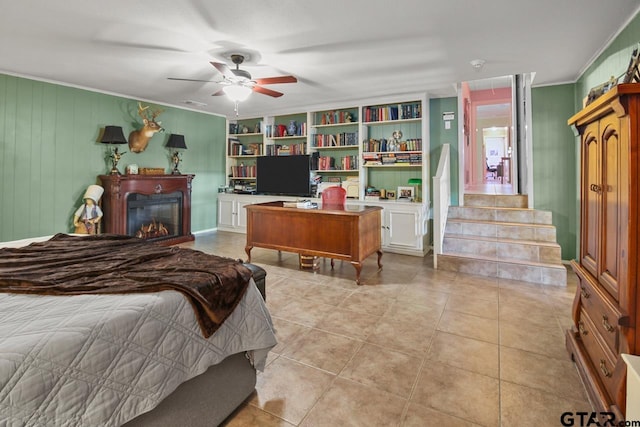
245;201;383;285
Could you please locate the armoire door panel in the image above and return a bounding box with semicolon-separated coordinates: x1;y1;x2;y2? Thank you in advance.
582;124;600;278
600;116;621;300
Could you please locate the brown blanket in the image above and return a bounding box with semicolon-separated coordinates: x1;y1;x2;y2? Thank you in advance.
0;233;252;338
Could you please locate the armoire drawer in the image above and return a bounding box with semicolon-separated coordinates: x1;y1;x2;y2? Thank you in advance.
578;308;618;399
577;272;622;353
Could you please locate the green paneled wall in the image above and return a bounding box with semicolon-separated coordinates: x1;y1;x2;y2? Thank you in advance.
531;84;578;260
577;13;640;105
429;97;459;206
0;74;226;241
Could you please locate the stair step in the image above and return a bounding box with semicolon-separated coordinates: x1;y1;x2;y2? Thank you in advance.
448;206;553;225
443;233;561;263
465;193;528;208
436;253;567;286
446;218;557;242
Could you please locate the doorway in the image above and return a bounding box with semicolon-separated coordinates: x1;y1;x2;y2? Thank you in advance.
460;76;515;195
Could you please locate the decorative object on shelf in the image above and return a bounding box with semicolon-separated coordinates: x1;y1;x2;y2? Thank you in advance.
277;124;288;137
229;123;238;134
100;125;128;175
622;44;640;84
126;164;138;175
585;75;618;106
128;102;164;153
72;184;104;234
254;122;261;133
288;120;297;136
397;186;415;201
408;178;422;202
166;133;187;175
392;130;403;141
242;125;249;134
386;190;396;199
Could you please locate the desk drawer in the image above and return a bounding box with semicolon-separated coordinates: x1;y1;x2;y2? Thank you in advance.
576;269;622;354
578;308;617;399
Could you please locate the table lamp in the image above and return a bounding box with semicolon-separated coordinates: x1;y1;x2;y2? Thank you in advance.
166;134;187;175
100;125;128;174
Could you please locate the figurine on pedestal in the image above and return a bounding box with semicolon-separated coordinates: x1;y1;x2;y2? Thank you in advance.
73;184;104;234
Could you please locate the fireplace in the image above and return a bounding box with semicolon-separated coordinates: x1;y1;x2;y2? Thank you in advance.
99;174;195;245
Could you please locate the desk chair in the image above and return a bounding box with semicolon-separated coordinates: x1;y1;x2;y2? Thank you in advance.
486;162;497;180
321;185;347;207
321;186;346;268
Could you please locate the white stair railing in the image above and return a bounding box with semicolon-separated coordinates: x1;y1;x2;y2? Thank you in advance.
432;144;451;269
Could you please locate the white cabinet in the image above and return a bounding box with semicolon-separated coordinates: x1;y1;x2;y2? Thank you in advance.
218;194;261;232
218;193;297;233
350;199;427;256
217;194;427;256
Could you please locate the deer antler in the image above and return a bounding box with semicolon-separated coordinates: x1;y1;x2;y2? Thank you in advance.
137;102;150;119
151;107;164;120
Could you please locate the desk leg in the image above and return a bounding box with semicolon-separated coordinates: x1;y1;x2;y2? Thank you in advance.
245;246;253;263
377;250;383;269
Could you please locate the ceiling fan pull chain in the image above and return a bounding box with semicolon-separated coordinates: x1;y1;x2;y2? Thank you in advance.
234;100;240;116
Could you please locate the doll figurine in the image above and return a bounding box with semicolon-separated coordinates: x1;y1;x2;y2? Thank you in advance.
73;184;104;234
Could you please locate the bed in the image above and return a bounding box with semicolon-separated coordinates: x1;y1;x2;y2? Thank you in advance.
0;234;277;427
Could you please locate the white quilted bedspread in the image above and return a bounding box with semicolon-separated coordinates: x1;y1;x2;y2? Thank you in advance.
0;280;276;427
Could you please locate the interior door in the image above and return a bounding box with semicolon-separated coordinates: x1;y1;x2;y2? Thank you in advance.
581;121;600;278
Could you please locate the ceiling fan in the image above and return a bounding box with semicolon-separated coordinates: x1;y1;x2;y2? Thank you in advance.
169;54;297;98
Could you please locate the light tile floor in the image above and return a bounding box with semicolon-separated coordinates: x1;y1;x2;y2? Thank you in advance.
181;231;591;427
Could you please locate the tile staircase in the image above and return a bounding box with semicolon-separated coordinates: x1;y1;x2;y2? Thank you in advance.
437;194;567;285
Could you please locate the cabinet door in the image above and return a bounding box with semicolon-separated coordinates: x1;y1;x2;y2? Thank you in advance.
599;114;621;300
387;209;420;248
218;198;236;228
237;199;254;229
581;121;600;278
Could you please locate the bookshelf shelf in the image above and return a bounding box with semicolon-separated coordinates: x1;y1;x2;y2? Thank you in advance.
230;132;263;137
311;121;360;129
363;117;421;126
312;169;359;173
268;135;307;140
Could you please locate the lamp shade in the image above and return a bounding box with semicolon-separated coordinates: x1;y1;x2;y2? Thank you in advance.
223;84;252;102
166;134;187;149
100;126;127;144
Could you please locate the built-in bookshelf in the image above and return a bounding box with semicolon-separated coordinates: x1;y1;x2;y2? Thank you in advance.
360;99;425;200
226;117;264;187
309;107;360;185
264;112;307;156
224;95;427;202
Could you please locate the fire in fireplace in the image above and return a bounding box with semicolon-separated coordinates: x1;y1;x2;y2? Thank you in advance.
127;192;182;241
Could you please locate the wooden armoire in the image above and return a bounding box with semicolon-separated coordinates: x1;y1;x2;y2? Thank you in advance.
566;83;639;419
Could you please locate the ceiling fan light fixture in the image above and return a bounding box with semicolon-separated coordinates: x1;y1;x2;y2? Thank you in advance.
223;84;252;102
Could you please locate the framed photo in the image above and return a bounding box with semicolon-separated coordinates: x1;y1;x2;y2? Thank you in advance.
386;190;396;199
397;186;415;201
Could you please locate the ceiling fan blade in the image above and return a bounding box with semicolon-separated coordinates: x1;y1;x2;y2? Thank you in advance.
253;85;284;98
168;77;218;83
212;89;226;96
254;75;297;85
210;61;234;78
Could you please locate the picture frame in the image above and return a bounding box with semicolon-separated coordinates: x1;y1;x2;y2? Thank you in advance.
397;186;415;201
386;190;396;199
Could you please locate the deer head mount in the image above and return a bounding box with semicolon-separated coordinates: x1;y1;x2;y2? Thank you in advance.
128;102;165;153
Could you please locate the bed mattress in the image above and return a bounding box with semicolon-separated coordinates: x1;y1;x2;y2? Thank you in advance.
0;276;276;426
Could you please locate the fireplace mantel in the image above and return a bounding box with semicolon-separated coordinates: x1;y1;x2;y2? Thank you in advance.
98;174;195;245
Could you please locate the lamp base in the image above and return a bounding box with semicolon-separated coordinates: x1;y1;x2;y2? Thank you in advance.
110;168;121;175
171;168;181;175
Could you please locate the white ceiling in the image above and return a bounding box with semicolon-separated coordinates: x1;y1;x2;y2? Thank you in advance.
1;1;638;118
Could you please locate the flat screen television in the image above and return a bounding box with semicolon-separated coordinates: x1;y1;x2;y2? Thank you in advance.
256;155;311;197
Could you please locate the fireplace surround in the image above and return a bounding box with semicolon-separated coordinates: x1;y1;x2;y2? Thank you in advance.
99;174;195;245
